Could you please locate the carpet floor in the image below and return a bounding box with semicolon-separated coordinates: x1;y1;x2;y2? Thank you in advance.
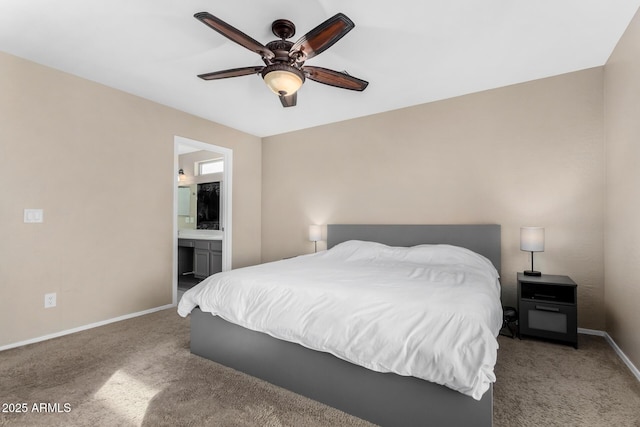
1;308;639;426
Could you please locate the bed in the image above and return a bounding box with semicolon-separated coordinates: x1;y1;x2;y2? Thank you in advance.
178;224;502;427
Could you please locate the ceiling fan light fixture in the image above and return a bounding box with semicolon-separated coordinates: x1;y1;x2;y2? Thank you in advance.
262;64;305;96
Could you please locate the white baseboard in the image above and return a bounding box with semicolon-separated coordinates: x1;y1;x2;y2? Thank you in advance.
0;304;175;352
579;327;640;382
578;327;606;336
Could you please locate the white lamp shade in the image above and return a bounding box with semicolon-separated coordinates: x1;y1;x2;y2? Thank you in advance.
309;225;322;242
520;227;545;252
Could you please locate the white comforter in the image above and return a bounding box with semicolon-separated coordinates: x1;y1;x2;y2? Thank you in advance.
178;240;503;400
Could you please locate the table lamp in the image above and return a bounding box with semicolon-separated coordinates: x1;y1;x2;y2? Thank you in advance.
309;225;322;253
520;227;544;276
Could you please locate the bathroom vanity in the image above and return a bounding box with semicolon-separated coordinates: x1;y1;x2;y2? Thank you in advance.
178;231;223;286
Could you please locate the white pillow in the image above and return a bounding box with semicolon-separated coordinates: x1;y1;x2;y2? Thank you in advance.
325;240;499;280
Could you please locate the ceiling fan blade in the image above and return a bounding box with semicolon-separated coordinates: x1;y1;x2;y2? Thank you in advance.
195;12;274;59
290;13;354;61
198;66;264;80
279;93;297;108
304;66;368;91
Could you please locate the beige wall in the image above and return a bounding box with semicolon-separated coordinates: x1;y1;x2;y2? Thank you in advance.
0;52;262;347
262;68;605;330
604;8;640;369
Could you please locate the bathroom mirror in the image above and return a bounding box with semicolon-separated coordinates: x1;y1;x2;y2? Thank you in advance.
177;187;191;216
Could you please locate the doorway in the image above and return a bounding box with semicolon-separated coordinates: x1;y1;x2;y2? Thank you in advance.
173;136;233;305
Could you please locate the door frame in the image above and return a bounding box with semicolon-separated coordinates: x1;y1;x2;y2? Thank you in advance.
173;135;233;305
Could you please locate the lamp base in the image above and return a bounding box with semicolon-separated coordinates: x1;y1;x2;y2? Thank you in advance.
523;270;542;277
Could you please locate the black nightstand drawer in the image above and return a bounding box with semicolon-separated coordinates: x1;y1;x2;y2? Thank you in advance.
519;300;577;345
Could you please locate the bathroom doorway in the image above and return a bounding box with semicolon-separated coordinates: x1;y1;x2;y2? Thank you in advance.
173;136;233;305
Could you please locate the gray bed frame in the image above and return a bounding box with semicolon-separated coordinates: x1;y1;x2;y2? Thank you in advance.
190;224;500;426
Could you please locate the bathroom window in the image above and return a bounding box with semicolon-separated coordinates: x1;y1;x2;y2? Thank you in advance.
199;159;224;175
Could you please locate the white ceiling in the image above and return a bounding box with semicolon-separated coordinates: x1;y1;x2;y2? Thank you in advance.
1;1;638;137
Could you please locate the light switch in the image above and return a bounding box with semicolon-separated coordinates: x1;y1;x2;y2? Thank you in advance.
24;209;44;223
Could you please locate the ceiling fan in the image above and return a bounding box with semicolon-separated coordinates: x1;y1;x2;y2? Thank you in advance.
194;12;369;107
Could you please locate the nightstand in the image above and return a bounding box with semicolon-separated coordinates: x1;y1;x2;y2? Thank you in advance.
517;273;578;348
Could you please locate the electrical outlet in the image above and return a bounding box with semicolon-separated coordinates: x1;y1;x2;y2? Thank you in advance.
44;293;56;308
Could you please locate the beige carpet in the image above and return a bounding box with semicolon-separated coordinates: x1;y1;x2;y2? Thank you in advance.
494;331;640;426
1;308;639;426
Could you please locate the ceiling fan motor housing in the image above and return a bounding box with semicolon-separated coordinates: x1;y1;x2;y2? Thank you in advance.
266;39;297;63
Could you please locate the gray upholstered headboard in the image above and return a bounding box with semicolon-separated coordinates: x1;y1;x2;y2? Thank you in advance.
326;224;501;274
